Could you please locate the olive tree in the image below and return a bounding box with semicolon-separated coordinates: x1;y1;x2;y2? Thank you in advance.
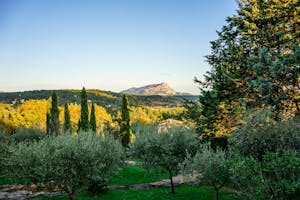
182;144;229;200
5;132;122;200
131;127;197;194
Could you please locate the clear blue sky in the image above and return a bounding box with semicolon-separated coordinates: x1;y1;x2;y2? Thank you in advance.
0;0;238;94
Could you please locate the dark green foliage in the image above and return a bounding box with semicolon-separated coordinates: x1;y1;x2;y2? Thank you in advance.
0;130;9;176
190;0;300;142
246;46;300;119
230;151;300;200
50;91;60;135
77;119;81;133
10;127;44;143
64;103;71;133
46;113;51;135
79;87;89;132
229;112;300;160
120;95;134;147
90;103;96;133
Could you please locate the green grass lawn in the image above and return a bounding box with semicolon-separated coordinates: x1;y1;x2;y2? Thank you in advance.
40;186;241;200
2;164;242;199
109;164;169;186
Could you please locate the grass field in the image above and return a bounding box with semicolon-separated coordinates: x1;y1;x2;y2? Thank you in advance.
1;164;242;200
109;164;169;186
41;186;241;200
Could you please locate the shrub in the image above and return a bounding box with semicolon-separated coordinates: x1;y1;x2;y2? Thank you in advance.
10;127;44;143
230;151;300;200
5;132;122;200
0;130;9;177
229;111;300;160
131;127;198;194
182;144;230;200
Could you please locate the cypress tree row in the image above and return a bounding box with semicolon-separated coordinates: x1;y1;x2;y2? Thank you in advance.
50;91;60;135
64;103;71;133
90;103;96;133
120;94;134;147
79;87;89;132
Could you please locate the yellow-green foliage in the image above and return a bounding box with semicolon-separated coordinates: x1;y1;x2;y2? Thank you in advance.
61;103;112;133
0;100;112;133
0;100;48;131
130;106;185;124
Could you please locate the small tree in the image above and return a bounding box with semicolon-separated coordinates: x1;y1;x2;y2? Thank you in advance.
120;95;134;147
182;144;229;200
51;91;60;135
90;103;96;133
131;127;197;194
64;103;72;134
79;87;89;132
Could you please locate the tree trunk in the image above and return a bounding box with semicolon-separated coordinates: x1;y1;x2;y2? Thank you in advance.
168;169;175;194
69;189;76;200
214;187;219;200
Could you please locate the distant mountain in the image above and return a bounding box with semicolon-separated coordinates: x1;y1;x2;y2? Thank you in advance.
121;82;191;96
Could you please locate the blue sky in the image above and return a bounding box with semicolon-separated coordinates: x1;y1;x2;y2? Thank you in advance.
0;0;238;94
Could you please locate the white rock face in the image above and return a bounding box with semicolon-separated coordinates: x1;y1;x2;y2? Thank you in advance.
121;83;178;96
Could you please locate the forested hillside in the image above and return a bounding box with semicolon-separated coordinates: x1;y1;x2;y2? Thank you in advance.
0;90;197;114
0;90;187;134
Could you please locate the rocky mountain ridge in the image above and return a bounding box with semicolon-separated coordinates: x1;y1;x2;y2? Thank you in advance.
121;83;190;96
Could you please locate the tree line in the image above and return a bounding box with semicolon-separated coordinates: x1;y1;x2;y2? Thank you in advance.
46;87;134;147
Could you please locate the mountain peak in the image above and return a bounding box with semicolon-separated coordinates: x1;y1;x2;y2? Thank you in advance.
120;83;190;96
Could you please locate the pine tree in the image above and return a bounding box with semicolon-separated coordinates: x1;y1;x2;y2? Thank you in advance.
90;103;96;133
50;91;60;135
64;103;71;133
120;95;134;147
191;0;300;143
79;87;89;132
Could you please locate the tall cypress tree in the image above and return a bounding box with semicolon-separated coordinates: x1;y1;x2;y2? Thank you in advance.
46;112;51;135
50;91;60;135
90;103;96;133
120;95;134;147
64;103;71;133
77;119;81;133
79;87;89;132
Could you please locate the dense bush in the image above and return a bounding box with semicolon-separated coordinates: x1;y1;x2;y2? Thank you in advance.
229;111;300;160
0;130;9;177
228;111;300;199
182;144;230;200
131;127;198;193
10;127;44;143
5;132;122;200
230;151;300;200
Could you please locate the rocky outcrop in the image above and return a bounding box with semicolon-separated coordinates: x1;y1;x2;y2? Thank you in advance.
121;83;189;96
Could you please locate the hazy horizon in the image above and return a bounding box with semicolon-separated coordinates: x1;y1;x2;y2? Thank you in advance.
0;0;238;95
